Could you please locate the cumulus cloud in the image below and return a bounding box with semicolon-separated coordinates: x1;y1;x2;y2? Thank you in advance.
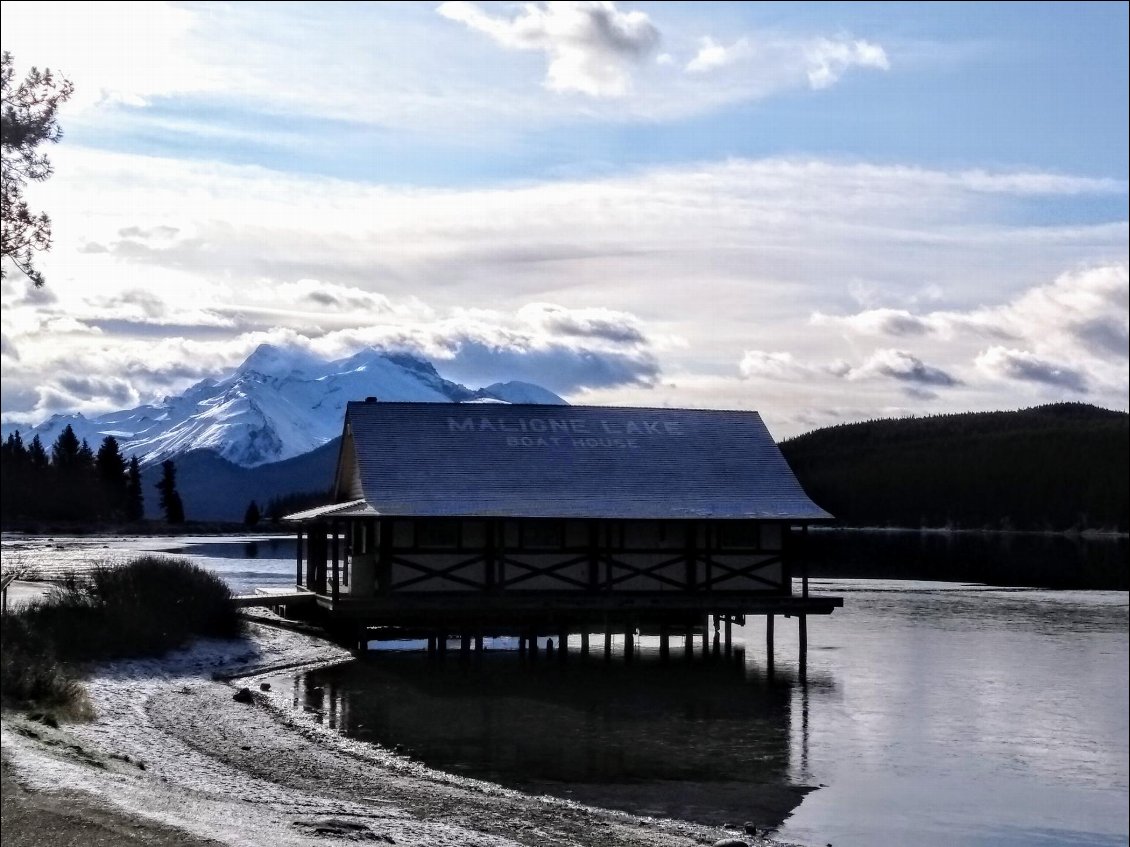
739;350;815;380
272;279;399;313
804;37;889;89
517;302;645;343
847;348;961;387
811;307;932;337
739;347;956;390
437;1;660;97
975;347;1088;393
686;36;751;73
815;264;1128;397
0;296;663;421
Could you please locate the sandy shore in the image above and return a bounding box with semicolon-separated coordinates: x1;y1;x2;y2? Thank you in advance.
1;619;786;847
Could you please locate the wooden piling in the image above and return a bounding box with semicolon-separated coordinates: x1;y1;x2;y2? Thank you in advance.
581;631;590;656
659;624;670;661
766;614;775;666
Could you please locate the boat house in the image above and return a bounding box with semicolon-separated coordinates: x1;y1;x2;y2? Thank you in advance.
283;399;841;661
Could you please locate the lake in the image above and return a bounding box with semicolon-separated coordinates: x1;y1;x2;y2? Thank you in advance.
2;531;1127;847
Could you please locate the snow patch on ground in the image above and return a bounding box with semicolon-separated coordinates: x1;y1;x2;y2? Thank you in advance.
1;625;511;846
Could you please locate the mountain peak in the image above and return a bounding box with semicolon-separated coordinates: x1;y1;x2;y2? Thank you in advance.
0;348;566;469
237;343;319;380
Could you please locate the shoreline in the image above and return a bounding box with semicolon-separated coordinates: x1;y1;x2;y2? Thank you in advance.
1;618;785;847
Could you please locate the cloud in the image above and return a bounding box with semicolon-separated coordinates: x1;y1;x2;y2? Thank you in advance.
975;347;1088;393
739;350;812;380
517;302;645;343
816;264;1128;387
811;307;932;337
804;37;889;89
739;347;957;390
0;334;18;361
271;279;399;314
686;36;751;73
437;1;660;97
0;1;213;110
848;349;961;387
4;148;1126;430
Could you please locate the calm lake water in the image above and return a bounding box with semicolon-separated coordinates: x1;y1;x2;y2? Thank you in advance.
2;531;1127;847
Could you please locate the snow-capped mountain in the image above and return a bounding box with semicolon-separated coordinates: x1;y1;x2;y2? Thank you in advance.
1;345;566;468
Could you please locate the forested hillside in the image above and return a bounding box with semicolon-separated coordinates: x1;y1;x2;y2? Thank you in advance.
781;403;1129;532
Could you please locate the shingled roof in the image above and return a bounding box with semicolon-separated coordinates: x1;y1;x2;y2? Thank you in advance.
289;401;833;522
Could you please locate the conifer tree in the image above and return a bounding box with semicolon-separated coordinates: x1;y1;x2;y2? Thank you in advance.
27;434;48;469
50;424;81;468
243;500;261;527
155;459;185;524
125;456;144;522
95;436;128;518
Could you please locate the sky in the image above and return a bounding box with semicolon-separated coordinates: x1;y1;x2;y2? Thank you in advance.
1;0;1127;439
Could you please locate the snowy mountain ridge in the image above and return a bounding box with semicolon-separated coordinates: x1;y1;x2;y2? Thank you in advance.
1;345;566;468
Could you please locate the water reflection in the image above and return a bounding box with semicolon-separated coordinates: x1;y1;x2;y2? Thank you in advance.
807;530;1128;589
287;648;831;828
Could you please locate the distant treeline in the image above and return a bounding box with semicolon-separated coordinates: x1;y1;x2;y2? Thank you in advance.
781;403;1129;532
0;422;330;528
1;426;147;523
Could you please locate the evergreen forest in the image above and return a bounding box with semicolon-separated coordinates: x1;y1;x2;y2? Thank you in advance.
781;403;1129;532
1;425;158;524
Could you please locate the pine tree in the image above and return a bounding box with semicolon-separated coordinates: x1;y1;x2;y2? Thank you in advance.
95;436;128;518
27;434;48;469
125;456;144;522
155;459;185;524
243;500;261;528
50;424;81;469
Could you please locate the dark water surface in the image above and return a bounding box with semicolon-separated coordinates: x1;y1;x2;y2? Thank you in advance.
277;580;1128;847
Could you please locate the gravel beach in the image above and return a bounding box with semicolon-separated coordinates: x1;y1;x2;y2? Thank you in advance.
1;619;785;847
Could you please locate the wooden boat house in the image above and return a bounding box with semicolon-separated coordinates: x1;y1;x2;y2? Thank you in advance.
283;399;841;661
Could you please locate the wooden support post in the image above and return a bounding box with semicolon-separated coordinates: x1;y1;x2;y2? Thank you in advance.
766;614;775;666
558;630;568;662
685;626;694;660
801;524;810;599
475;631;485;653
295;529;304;589
701;614;710;652
428;635;436;657
518;634;527;657
378;518;392;596
460;631;471;659
329;521;336;600
604;628;612;660
581;631;590;656
659;624;669;661
725;615;733;654
529;631;539;661
624;624;634;662
437;632;447;660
